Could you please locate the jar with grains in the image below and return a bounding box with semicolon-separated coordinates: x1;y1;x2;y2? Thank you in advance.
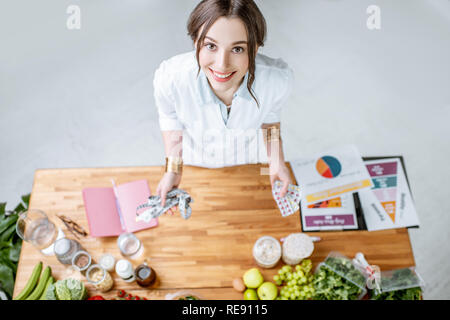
282;233;314;265
86;264;114;292
253;236;282;268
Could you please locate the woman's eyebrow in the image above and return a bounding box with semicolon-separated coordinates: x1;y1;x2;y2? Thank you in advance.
205;36;247;45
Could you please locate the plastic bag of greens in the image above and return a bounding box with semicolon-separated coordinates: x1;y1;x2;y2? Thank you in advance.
313;251;368;300
370;267;425;300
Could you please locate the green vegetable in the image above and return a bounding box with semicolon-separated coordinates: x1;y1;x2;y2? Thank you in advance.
178;296;198;300
39;276;54;300
64;278;87;300
313;256;366;300
13;261;42;300
55;280;72;300
45;284;58;300
370;268;422;300
45;278;87;300
0;195;29;299
26;266;51;300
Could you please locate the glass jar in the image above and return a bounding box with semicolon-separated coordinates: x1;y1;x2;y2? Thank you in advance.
72;250;92;275
253;236;282;268
135;260;157;287
117;232;144;260
115;259;135;283
86;264;114;292
99;253;116;272
282;233;314;265
54;238;82;265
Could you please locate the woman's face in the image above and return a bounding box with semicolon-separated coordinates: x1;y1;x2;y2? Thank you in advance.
197;17;251;96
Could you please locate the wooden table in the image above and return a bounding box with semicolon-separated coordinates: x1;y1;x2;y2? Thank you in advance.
13;163;416;300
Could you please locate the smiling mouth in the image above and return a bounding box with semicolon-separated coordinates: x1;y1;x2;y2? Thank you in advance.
209;68;236;82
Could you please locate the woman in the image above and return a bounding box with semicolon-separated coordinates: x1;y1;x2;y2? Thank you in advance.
154;0;294;208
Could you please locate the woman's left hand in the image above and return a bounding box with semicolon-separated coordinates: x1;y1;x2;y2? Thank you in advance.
269;161;293;197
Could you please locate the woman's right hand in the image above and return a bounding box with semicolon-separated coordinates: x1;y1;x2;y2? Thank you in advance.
156;172;182;211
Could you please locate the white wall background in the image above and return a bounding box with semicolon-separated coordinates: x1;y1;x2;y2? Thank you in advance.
1;0;449;299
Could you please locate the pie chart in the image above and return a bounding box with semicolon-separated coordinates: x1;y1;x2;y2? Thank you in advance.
316;156;342;179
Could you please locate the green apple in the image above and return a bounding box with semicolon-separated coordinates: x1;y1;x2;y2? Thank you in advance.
243;288;258;300
243;268;264;289
257;282;278;300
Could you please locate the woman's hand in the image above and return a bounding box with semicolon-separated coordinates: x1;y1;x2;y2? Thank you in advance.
269;161;293;198
156;172;182;214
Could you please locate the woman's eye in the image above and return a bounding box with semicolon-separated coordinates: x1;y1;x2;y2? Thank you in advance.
205;43;216;50
232;47;244;53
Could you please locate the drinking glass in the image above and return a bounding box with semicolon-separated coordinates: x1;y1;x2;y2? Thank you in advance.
15;209;64;255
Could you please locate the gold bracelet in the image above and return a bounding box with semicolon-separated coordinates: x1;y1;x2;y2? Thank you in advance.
165;156;183;174
266;126;280;142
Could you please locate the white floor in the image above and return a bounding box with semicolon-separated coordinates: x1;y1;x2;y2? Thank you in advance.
1;0;449;299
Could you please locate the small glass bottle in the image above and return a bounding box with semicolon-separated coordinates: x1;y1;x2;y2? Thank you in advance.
54;238;82;265
135;260;157;287
86;264;114;292
115;259;135;283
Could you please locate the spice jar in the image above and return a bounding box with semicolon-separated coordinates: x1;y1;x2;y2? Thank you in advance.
115;259;135;283
72;250;92;275
86;264;114;292
54;238;82;265
99;254;116;272
135;260;157;287
253;236;282;268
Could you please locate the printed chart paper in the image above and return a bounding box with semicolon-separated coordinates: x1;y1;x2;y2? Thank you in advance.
290;144;373;204
300;193;358;231
359;158;420;231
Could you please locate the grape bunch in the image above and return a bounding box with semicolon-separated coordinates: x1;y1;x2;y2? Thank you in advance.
273;259;315;300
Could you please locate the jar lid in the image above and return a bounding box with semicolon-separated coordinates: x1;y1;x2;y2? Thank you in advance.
253;236;281;265
115;259;133;278
99;254;115;270
54;238;71;255
282;233;314;259
72;250;92;271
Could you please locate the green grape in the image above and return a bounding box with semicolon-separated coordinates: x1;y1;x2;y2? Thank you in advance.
273;275;280;282
293;272;300;280
287;273;293;280
298;270;304;278
295;265;302;272
281;296;288;300
290;293;296;300
279;274;285;281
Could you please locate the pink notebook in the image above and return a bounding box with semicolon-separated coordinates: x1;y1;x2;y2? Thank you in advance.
82;179;158;237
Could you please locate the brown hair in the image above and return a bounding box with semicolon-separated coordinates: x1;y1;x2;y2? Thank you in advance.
187;0;267;107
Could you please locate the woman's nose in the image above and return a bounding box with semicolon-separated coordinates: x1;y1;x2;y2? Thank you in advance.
216;50;230;70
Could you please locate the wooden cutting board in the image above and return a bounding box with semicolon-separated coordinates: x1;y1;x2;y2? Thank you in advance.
13;163;415;300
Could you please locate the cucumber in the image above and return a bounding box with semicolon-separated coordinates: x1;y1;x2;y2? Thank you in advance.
26;266;51;300
39;276;55;300
13;261;43;300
